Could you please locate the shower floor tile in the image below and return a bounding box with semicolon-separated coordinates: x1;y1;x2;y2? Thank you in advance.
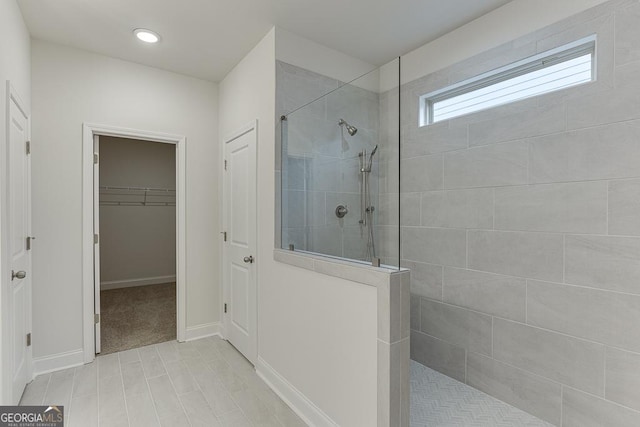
411;361;553;427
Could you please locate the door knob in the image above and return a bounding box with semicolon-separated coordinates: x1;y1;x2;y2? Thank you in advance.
243;256;254;264
11;270;26;281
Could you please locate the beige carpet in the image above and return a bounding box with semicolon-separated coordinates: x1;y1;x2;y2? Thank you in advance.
100;282;176;355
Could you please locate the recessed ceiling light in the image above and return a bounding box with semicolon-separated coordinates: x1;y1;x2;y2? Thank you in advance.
134;28;160;44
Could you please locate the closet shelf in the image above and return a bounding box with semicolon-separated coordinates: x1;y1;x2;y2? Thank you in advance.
99;185;176;207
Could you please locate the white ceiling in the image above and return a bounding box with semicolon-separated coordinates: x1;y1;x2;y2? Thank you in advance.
17;0;512;82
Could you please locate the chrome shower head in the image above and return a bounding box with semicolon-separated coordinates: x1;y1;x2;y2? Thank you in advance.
338;118;358;136
367;144;378;169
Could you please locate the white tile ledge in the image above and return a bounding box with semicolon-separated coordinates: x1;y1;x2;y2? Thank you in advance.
273;249;407;288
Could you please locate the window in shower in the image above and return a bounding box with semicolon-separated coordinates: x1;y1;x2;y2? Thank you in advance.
419;35;596;126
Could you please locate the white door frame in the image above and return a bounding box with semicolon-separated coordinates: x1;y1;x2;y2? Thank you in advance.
222;120;258;363
82;123;186;363
1;81;32;403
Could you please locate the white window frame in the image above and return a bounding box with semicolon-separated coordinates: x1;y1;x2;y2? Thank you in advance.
419;34;597;126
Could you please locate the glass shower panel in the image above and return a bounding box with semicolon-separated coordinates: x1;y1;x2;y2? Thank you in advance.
280;59;400;268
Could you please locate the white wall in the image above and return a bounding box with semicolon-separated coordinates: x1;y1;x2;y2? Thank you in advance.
31;40;219;361
99;137;176;287
0;0;31;405
219;28;378;426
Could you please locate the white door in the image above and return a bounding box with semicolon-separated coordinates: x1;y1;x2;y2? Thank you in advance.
7;88;32;403
93;135;101;353
223;123;257;364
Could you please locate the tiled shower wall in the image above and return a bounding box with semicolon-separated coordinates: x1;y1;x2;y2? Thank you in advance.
277;61;383;262
405;0;640;425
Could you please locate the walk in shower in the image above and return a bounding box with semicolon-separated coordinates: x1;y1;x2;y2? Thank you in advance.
278;60;400;268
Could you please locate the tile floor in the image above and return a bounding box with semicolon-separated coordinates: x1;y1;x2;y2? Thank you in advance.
20;338;556;427
20;336;306;427
410;361;553;427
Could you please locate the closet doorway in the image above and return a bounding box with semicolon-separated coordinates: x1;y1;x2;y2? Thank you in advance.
96;136;177;354
82;124;187;361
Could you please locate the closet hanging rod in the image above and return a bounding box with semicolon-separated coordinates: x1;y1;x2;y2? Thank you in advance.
99;201;176;207
99;186;176;192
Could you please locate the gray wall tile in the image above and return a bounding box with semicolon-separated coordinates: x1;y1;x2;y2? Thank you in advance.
443;268;526;321
563;387;640;427
615;2;640;65
277;61;337;115
286;191;306;228
401;227;466;267
444;141;529;189
608;179;640;236
493;319;605;395
468;230;564;281
401;260;442;300
308;225;342;257
494;182;608;234
468;102;565;147
402;121;468;158
401;193;421;226
410;295;420;331
529;120;640;184
615;57;640;92
377;225;400;262
342;225;369;262
377;193;399;226
528;280;640;353
421;189;493;229
410;330;466;383
308;156;340;192
565;235;640;294
307;191;327;227
401;154;443;192
420;299;492;356
378;159;400;194
466;352;561;425
605;347;640;412
567;86;640;130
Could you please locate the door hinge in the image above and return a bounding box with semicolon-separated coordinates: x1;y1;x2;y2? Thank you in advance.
94;313;100;324
94;234;99;244
26;333;31;347
224;160;228;171
26;236;32;250
221;231;227;242
224;303;227;314
26;140;31;155
93;153;99;164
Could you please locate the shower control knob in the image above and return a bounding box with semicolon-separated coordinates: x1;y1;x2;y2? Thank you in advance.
335;205;349;218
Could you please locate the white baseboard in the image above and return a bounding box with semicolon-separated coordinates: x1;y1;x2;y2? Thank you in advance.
33;349;85;376
100;275;176;290
184;322;222;342
256;356;338;427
